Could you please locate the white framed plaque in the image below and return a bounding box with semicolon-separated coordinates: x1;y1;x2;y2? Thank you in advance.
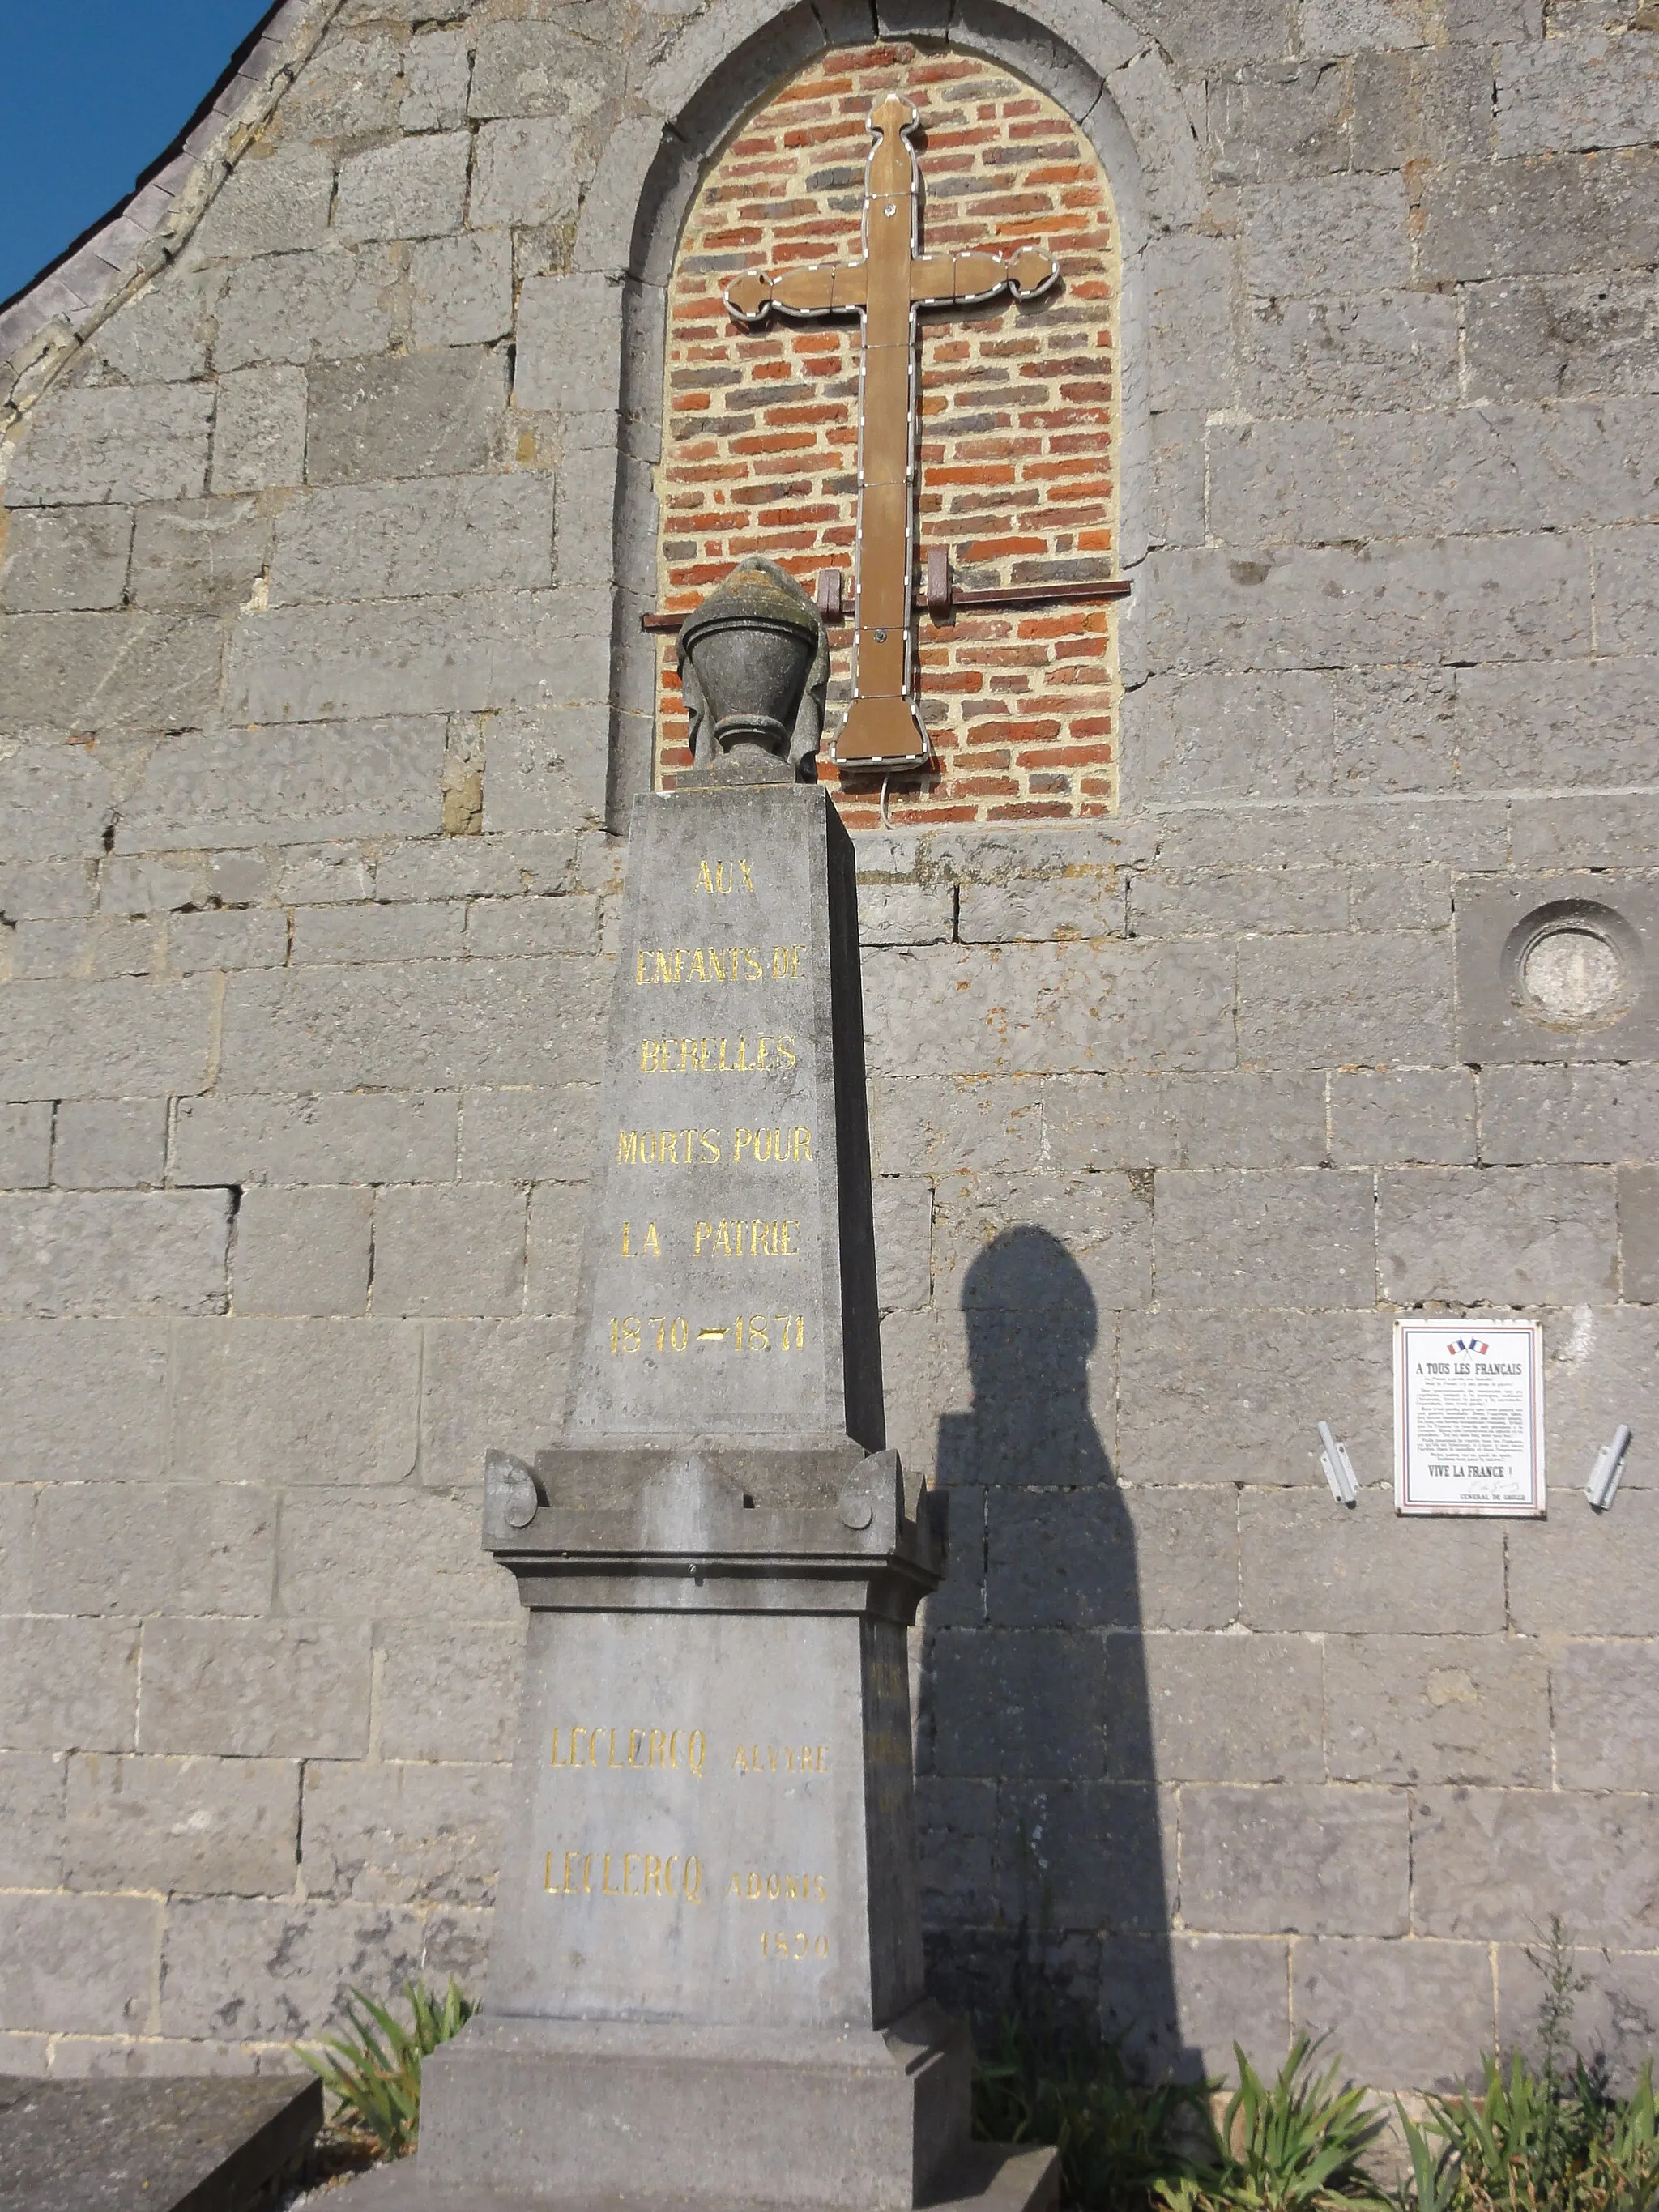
1394;1319;1546;1517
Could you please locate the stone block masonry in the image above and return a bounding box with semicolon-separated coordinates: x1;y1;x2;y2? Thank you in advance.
0;0;1656;2102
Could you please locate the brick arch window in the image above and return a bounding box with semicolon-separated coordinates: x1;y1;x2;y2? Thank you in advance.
654;39;1121;828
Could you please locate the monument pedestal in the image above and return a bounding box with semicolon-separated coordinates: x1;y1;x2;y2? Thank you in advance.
378;717;1054;2212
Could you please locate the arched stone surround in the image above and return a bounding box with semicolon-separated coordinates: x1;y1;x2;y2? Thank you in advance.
548;0;1204;829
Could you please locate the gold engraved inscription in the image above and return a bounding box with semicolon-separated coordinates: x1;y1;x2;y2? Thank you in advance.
735;1127;810;1163
731;1742;828;1774
616;1129;722;1166
608;1317;692;1353
544;1848;705;1901
696;860;757;895
761;1931;830;1960
613;1127;811;1168
633;944;805;984
620;1221;661;1258
728;1869;829;1902
638;1035;798;1073
694;1220;798;1259
552;1726;706;1775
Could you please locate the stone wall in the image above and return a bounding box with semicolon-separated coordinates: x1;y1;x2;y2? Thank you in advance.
1;0;1657;2095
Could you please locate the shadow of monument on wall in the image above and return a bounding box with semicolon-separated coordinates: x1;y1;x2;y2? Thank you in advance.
914;1226;1197;2080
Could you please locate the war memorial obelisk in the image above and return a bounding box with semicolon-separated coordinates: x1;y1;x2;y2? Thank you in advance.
359;560;1057;2211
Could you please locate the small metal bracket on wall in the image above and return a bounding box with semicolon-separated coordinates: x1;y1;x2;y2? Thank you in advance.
1317;1422;1358;1507
1586;1425;1632;1511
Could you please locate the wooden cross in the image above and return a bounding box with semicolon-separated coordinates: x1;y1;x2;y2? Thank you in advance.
725;92;1059;774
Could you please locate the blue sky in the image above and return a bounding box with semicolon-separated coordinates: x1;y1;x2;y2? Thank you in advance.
1;1;275;305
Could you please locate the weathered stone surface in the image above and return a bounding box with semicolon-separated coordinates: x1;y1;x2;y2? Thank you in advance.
411;231;514;348
305;348;508;485
1419;151;1659;282
373;1183;527;1317
1154;1170;1373;1310
1554;1643;1659;1792
933;1169;1152;1317
0;1617;139;1754
1109;1634;1322;1783
174;1090;458;1187
190;144;335;261
1326;1635;1550;1787
0;2074;322;2208
403;28;471;130
277;1490;514;1620
471;118;591;228
1239;290;1461;416
418;1318;573;1492
0;1191;231;1318
0;1322;168;1483
1496;1943;1659;2097
1465;275;1659;403
1508;1492;1659;1635
335;133;471;243
169;1319;419;1487
0;1754;66;1888
0;506;132;612
0;609;225;734
224;589;608;722
29;1483;274;1618
219;957;607;1095
301;1760;510;1904
1180;1785;1409;1937
1481;1066;1659;1166
64;1753;300;1896
987;1488;1240;1631
0;1893;160;2034
1497;32;1659;156
271;477;554;605
1120;1309;1393;1485
1376;1166;1618;1305
1210;401;1659;543
376;1618;525;1764
1142;535;1591;674
1241;1488;1506;1634
1294;1937;1493;2092
139;1620;373;1758
0;1103;53;1190
211;364;307;493
1102;1932;1292;2087
156;1896;426;2040
290;901;466;966
6;386;215;508
1414;1788;1659;1948
1623;1166;1659;1302
458;1085;599;1182
1331;1070;1476;1167
212;245;396;369
1239;931;1452;1068
129;497;271;612
864;940;1236;1076
116;720;447;850
234;1186;374;1316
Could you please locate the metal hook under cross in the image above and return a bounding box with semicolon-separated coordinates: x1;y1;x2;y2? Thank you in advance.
724;92;1060;774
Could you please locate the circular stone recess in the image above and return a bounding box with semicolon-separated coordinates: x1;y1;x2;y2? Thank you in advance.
1520;926;1626;1024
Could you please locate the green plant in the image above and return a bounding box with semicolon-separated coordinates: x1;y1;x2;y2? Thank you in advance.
301;1979;476;2157
973;2010;1211;2210
1158;2038;1389;2212
1421;1923;1659;2212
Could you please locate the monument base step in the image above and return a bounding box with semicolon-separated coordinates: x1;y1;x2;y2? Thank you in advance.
412;2008;981;2210
320;2140;1060;2212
